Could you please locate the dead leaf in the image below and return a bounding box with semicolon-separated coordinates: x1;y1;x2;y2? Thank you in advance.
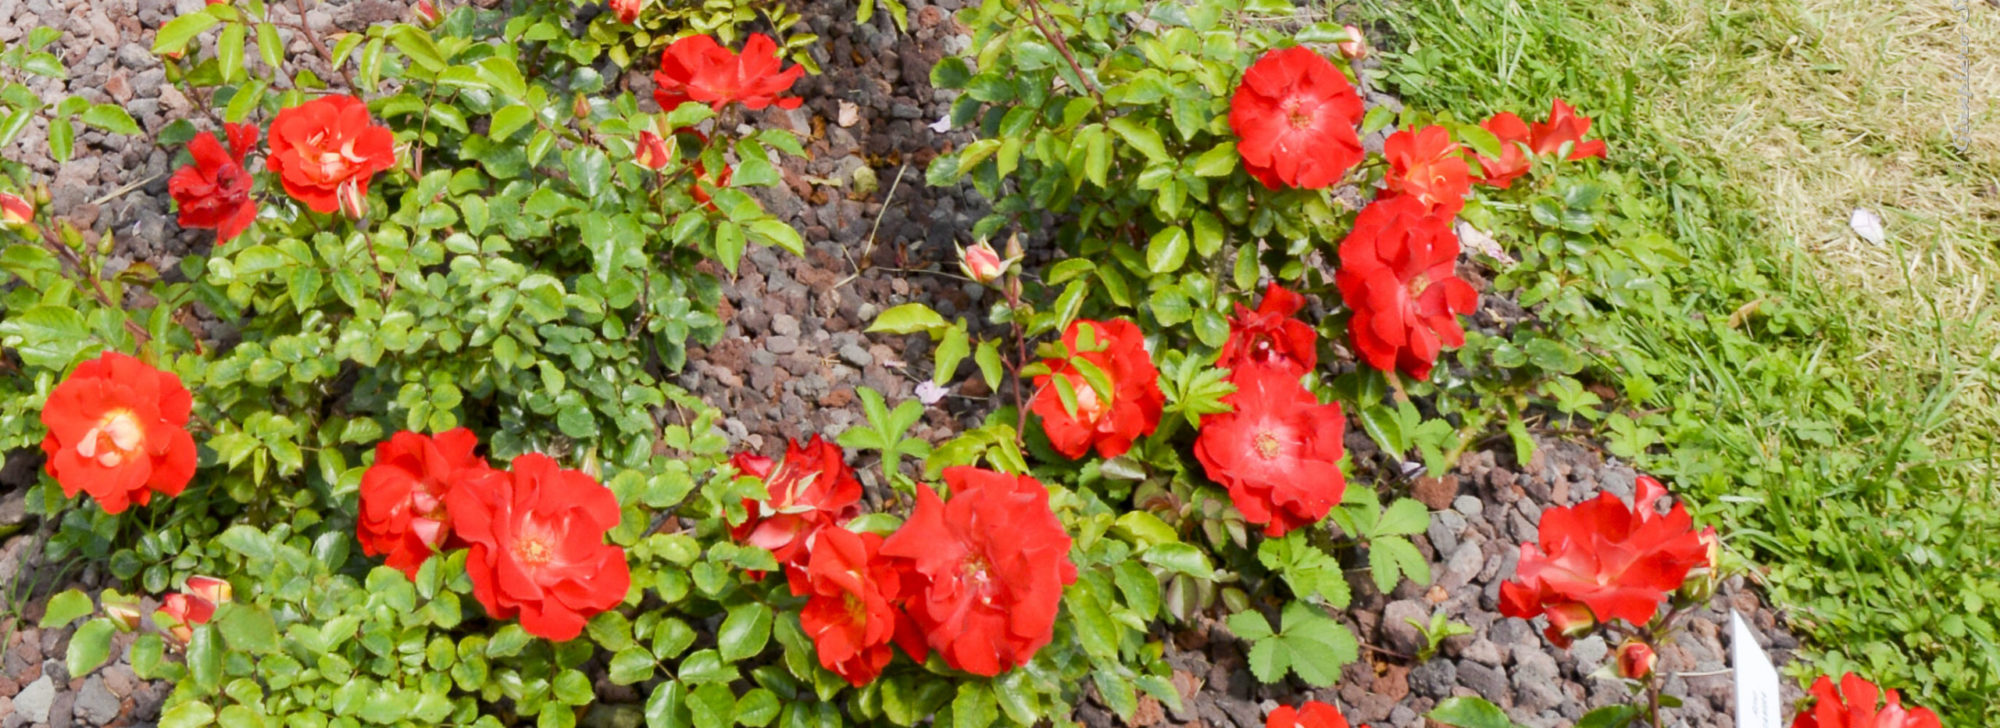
837;100;860;128
1455;221;1516;266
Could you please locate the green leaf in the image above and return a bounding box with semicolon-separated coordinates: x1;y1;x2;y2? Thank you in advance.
974;339;1004;389
80;104;141;135
933;325;970;385
868;303;948;335
1193;142;1238;176
1427;697;1527;728
217;22;245;83
1224;610;1273;640
255;23;284;72
490;106;535;140
717;602;773;662
1576;705;1642;728
154;13;221;55
951;683;998;728
646;680;689;728
389;25;447;71
1108;117;1169;162
610;647;657;685
160;702;217;728
214;603;279;653
66;618;114;676
1375;498;1431;537
1142;542;1215;579
1145;226;1189;274
40;589;93;628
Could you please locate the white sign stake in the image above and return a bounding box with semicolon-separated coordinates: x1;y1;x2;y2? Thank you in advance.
1732;611;1783;728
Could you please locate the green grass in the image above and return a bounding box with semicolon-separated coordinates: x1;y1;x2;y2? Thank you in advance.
1358;0;2000;721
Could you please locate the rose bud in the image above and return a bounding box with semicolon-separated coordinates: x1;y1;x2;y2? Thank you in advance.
608;0;645;24
1337;25;1367;60
1545;601;1596;642
413;0;442;27
336;180;369;219
1616;640;1657;680
101;591;144;632
185;576;234;606
634;131;672;170
0;191;32;228
958;240;1005;284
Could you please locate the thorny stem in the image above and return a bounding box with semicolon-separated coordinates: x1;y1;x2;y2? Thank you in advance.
291;0;359;91
1019;0;1105;110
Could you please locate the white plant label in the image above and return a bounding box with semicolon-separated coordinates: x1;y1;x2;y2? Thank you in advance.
1732;611;1783;728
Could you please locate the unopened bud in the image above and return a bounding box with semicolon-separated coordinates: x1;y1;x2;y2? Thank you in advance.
185;576;233;606
0;191;32;227
634;130;671;170
1337;25;1367;60
608;0;645;24
573;94;593;121
1545;601;1596;639
958;240;1005;284
336;180;368;219
413;0;442;27
1615;640;1657;680
101;591;144;632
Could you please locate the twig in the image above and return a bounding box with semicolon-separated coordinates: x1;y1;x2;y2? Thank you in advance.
291;0;359;91
835;163;908;288
90;173;164;206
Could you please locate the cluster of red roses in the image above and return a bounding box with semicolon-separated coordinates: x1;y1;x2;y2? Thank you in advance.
1497;475;1715;681
1019;303;1350;538
168;95;396;243
354;429;631;641
1229;46;1605;381
726;437;1076;685
165;33;801;245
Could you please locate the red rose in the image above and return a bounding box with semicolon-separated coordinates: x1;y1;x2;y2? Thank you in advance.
652;34;804;113
357;429;492;580
1217;283;1317;377
880;467;1077;676
1472;111;1531;188
608;0;644;24
1382;125;1470;215
168;123;259;243
1497;478;1710;640
1267;701;1356;728
786;527;925;686
448;453;631;641
1529;98;1607;161
730;435;863;576
1793;674;1942;728
1028;319;1165;460
1194;365;1347;537
40;352;198;514
1334;195;1478;380
1228;46;1365;190
266;95;396;215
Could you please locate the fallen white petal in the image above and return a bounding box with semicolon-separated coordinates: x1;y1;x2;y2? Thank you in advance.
1849;208;1885;245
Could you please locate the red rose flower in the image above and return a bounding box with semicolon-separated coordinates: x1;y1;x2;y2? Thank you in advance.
1218;282;1317;377
40;352;197;514
1382;125;1470;215
1267;701;1356;728
265;95;396;215
1028;319;1165;460
786;527;925;686
1529;98;1607;161
652;34;804;112
1228;46;1365;190
1334;195;1479;380
1472;111;1531;188
448;453;631;641
357;429;492;580
730;435;863;576
168;123;260;243
608;0;644;24
880;467;1077;676
1497;478;1711;642
1194;365;1347;537
1793;674;1942;728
